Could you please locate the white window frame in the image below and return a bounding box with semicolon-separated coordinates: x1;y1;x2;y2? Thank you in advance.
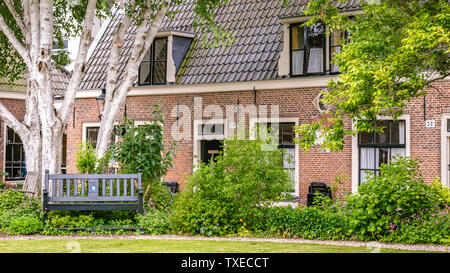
193;119;228;169
441;113;450;187
351;114;410;193
249;117;300;197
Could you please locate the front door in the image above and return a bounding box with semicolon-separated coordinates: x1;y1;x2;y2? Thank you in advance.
200;140;223;164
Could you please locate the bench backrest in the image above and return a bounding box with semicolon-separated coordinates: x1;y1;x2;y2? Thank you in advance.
44;171;142;203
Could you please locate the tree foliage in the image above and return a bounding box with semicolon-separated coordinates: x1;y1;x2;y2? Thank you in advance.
295;0;450;151
109;105;176;198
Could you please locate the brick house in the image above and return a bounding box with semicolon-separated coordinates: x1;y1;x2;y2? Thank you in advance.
1;0;449;206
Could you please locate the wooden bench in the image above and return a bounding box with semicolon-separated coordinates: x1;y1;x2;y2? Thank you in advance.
43;170;144;233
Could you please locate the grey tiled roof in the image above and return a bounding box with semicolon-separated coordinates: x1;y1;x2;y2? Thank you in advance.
0;65;71;95
80;0;362;90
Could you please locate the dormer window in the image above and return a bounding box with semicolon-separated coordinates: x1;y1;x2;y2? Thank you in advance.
278;11;362;78
137;31;194;86
138;37;168;85
290;22;326;76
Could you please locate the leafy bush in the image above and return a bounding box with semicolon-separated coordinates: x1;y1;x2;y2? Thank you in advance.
0;188;40;214
171;135;293;235
264;206;352;240
75;142;111;174
6;214;43;235
136;208;173;235
110;105;176;201
171;194;240;236
43;211;138;235
346;156;445;240
75;142;98;174
380;204;449;245
0;189;42;235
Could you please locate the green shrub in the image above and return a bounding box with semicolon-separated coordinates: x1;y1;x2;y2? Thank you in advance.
264;206;352;240
346;156;445;240
110;105;176;201
136;208;173;235
171;195;240;236
75;142;98;174
0;189;39;213
171;135;294;236
6;214;43;235
380;205;449;245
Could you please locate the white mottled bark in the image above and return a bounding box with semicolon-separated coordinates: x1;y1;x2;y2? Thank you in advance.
96;0;171;160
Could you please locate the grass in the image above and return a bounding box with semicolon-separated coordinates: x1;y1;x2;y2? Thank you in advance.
0;238;440;253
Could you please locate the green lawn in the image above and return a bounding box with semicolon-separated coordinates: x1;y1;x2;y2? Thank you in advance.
0;238;439;253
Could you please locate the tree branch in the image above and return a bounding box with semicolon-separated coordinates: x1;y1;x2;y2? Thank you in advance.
0;10;31;68
0;100;29;140
2;0;28;42
57;0;98;124
102;0;136;120
96;0;171;158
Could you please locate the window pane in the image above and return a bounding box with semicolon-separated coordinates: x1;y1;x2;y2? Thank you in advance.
360;148;375;169
292;50;304;75
13;146;22;161
307;22;325;48
330;45;341;73
291;24;304;51
375;121;389;144
306;22;325;74
7;129;14;143
390;148;406;160
390;121;405;145
86;127;99;148
377;148;389;168
153;61;166;84
139;62;151;84
359;131;373;144
5;145;12;161
360;170;373;184
200;123;224;136
143;47;151;61
154;38;167;61
280;123;295;145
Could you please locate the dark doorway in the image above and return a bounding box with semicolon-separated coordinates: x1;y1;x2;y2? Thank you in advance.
200;140;223;164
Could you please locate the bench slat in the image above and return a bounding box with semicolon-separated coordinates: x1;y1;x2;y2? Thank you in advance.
59;180;63;197
49;174;139;180
48;196;139;202
66;179;70;197
131;178;134;196
102;179;106;196
74;179;77;197
45;203;141;211
81;179;85;196
116;179;120;196
124;178;127;196
109;179;113;197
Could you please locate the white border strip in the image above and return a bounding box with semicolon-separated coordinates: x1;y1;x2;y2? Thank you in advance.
76;76;337;98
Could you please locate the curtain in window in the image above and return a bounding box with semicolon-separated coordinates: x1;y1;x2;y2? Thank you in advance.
307;48;323;73
292;51;304;75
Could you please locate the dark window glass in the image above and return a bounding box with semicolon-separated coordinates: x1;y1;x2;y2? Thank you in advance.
5;128;26;180
86;127;99;148
199;123;224;136
138;37;167;85
291;22;325;76
86;126;117;149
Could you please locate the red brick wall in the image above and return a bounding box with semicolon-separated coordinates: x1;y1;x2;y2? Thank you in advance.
66;80;449;206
